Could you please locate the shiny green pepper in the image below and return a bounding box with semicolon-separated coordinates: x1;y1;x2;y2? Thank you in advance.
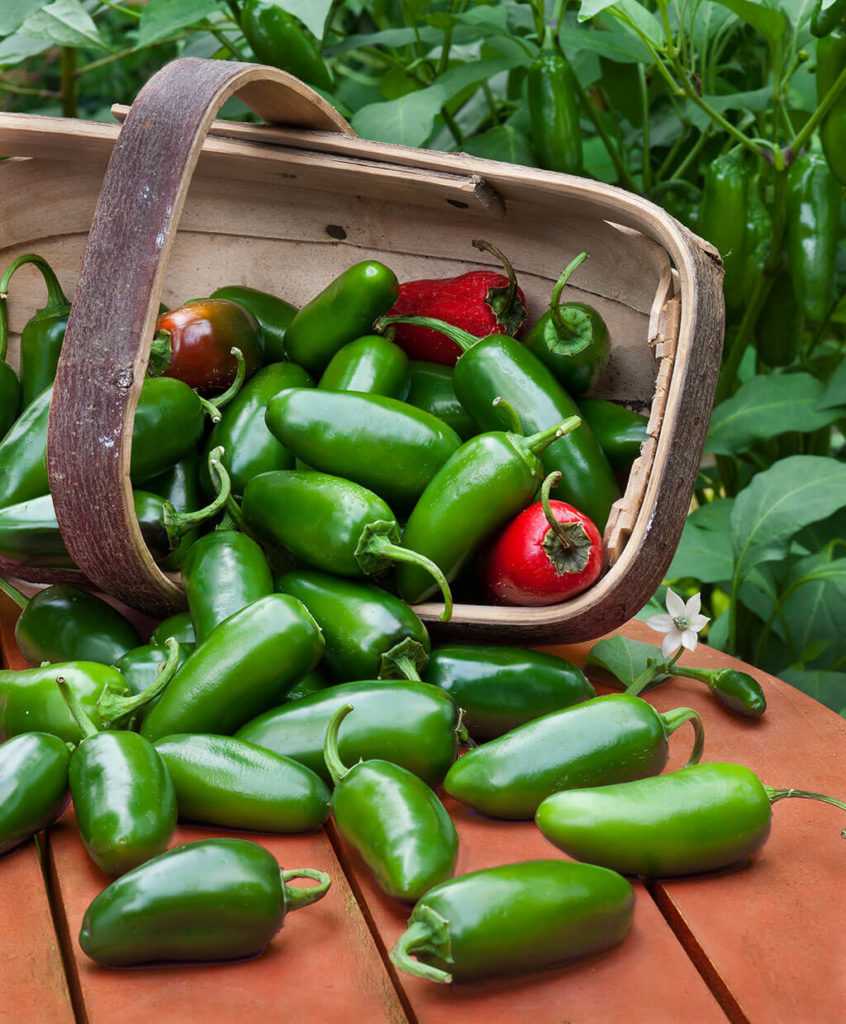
0;732;71;854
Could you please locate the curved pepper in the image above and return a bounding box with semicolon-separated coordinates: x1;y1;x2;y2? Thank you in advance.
153;733;330;833
240;0;333;91
113;642;195;698
405;361;476;440
325;704;458;901
817;30;846;184
237;679;461;788
0;291;20;439
535;762;846;877
389;859;633;984
318;334;410;398
443;693;704;820
526;28;582;174
79;837;331;966
0;732;71;855
576;397;648;470
755;268;802;368
786;151;840;323
150;612;195;646
697;148;749;312
210;284;297;364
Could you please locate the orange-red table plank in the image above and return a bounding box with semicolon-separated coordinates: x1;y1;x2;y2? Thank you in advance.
46;812;408;1024
0;841;75;1024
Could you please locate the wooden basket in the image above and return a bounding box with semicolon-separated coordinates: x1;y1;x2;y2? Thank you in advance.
0;57;724;643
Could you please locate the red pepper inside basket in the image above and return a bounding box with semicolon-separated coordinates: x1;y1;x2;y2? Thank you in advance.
386;239;527;365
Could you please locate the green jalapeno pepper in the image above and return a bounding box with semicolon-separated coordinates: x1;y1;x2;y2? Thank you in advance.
142;451;205;571
526;28;582;174
150;612;195;646
0;280;21;440
58;675;177;876
181;530;274;644
113;642;195;698
318;334;410;398
284;667;330;703
0;577;142;666
325;704;458;901
787;152;840;324
405;361;476;441
153;733;330;833
817;30;846;184
0;384;52;509
284;262;399;375
139;594;324;741
240;0;333;91
79;837;331;966
210;284;298;365
423;644;594;741
241;471;453;619
0;732;71;855
265;387;461;510
390;859;634;984
576;397;648;470
536;762;846;877
275;569;430;682
625;664;767;720
698;148;749;312
237;678;461;788
377;313;619;529
811;0;846;36
201;362;314;498
444;693;704;820
741;169;774;302
520;253;610;395
0;253;70;409
755;268;802;368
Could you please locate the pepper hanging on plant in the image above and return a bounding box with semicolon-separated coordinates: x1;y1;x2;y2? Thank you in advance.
239;0;334;92
786;151;840;324
816;28;846;184
526;27;583;175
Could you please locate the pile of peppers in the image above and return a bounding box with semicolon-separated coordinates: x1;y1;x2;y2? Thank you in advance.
2;244;844;984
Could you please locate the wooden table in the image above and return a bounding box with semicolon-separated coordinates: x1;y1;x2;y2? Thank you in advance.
2;593;845;1024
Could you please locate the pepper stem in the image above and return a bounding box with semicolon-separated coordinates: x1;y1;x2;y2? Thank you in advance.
374;314;477;353
56;674;100;740
355;523;453;622
97;638;181;728
380;637;427;680
0;576;29;610
0;294;8;363
660;707;705;765
540;471;573;547
471;238;524;331
323;703;354;786
197;394;222;424
207;347;246;411
524;415;581;455
548;252;589;337
0;253;70;315
281;867;332;913
765;786;846;837
163;446;231;537
389;905;454;984
492;396;524;435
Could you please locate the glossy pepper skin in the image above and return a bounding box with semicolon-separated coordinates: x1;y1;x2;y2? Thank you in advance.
817;30;846;184
811;0;846;36
126;376;209;483
139;594;324;741
150;612;195;646
79;837;331;966
390;860;633;984
535;762;846;877
325;705;458;901
150;299;262;395
424;645;594;742
521;253;609;394
242;472;453;619
755;268;802;368
698;149;749;312
113;642;195;698
444;693;704;820
0;253;70;409
526;29;582;175
318;334;410;398
284;261;398;375
265;387;461;510
385;240;527;366
740;169;774;302
786;152;840;323
0;384;51;509
181;530;274;644
153;734;330;833
0;288;20;439
142;452;205;571
240;0;333;91
576;397;648;470
0;732;70;854
237;679;461;789
275;569;430;682
405;361;476;441
60;677;177;876
201;362;314;497
210;284;297;364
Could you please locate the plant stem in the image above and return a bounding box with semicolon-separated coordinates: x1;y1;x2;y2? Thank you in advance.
787;67;846;159
61;47;77;118
568;68;638;191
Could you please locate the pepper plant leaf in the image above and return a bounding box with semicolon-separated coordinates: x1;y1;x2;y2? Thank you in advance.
138;0;223;48
706;0;789;47
584;635;669;690
20;0;109;51
0;0;48;37
665;498;735;583
462;126;537;166
351;86;448;147
279;0;334;41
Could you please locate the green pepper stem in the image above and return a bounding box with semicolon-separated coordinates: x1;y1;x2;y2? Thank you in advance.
0;295;8;363
373;314;478;353
163;446;231;537
660;706;705;766
523;415;581;456
765;786;846;837
492;396;524;435
97;637;181;727
357;530;453;622
197;394;222;424
380;637;426;680
147;329;171;377
0;253;70;315
56;674;100;740
0;576;29;610
388;905;453;984
323;703;354;786
207;347;246;411
281;867;332;913
472;238;518;316
624;648;681;697
548;252;589;337
539;470;573;547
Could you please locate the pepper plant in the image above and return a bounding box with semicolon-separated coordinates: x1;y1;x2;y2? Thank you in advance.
1;0;844;713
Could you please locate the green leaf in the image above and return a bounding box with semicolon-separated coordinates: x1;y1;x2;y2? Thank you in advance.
558;22;652;62
779;667;846;715
454;6;510;32
818;355;846;409
138;0;222;47
280;0;334;41
666;499;735;583
0;32;51;66
585;635;668;689
706;373;843;455
580;0;622;19
19;0;108;50
435;54;527;99
0;0;48;36
705;0;789;47
351;86;448;146
731;457;846;584
613;0;664;44
462;125;536;166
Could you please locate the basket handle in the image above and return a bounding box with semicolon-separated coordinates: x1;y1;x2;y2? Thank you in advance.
47;58;354;617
